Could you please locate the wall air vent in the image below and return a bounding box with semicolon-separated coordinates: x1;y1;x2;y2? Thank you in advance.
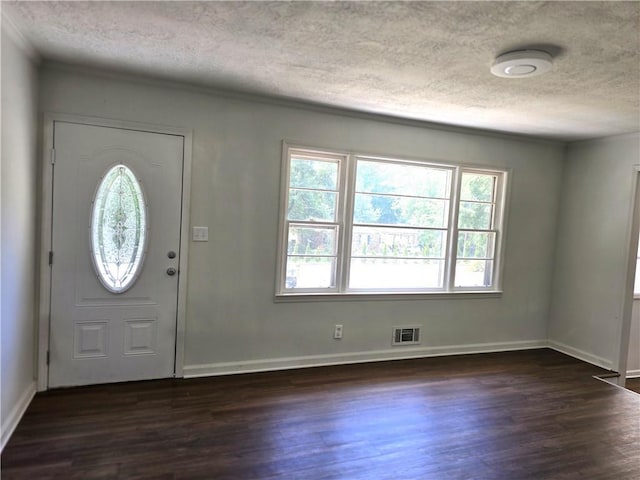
392;326;421;346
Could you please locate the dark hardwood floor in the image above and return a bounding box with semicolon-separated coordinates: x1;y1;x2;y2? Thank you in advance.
2;349;639;480
626;377;640;394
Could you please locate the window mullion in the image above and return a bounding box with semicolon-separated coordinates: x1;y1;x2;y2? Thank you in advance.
337;154;355;293
446;167;463;291
491;173;506;290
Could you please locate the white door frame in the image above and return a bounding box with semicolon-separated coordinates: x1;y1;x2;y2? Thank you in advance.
37;113;193;391
615;166;640;386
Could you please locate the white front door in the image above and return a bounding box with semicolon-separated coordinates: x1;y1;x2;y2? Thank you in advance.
48;122;184;388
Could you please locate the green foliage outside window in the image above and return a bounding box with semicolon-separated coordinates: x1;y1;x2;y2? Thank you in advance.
282;149;503;291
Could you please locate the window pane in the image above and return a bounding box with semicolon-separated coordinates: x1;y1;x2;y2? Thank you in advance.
285;256;336;289
458;202;493;229
351;226;446;258
356;160;450;198
353;194;448;228
455;260;494;287
91;164;146;293
457;232;495;259
290;157;338;190
288;189;337;222
461;173;495;202
287;225;336;256
349;259;444;289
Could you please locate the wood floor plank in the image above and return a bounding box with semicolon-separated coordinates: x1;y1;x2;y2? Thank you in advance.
626;377;640;394
2;349;639;479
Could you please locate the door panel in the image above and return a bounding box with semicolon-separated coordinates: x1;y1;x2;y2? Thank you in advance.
49;122;184;388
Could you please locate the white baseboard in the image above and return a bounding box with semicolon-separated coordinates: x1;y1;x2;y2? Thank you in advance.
626;369;640;378
1;381;36;452
547;340;614;371
184;340;547;378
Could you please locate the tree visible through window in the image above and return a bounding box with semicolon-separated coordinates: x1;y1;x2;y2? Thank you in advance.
349;160;450;289
456;172;499;288
278;146;507;295
285;153;340;289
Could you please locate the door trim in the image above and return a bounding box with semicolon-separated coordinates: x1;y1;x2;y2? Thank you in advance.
37;113;193;391
615;165;640;386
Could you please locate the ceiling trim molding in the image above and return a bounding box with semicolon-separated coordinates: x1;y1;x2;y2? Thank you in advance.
41;60;567;147
566;130;640;147
1;8;40;63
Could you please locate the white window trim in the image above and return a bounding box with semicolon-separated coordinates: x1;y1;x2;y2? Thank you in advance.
634;237;640;299
276;142;509;299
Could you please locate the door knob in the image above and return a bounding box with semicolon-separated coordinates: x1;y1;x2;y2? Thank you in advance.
166;267;177;276
167;251;176;259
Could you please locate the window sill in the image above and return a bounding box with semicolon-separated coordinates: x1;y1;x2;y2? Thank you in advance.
274;290;503;303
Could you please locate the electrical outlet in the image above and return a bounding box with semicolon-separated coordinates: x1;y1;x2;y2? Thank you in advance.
333;324;343;339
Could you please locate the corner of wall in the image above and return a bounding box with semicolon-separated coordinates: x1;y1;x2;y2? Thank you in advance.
0;381;36;452
544;141;570;342
546;133;640;370
1;11;41;453
1;7;41;64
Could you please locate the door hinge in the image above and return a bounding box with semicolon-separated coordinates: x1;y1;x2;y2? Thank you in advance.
50;148;56;164
49;251;53;265
46;351;50;365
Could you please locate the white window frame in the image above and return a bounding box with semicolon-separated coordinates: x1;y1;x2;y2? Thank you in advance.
276;143;508;299
634;231;640;299
452;167;507;292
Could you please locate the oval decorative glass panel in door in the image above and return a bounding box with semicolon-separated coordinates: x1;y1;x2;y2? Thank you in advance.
91;164;148;293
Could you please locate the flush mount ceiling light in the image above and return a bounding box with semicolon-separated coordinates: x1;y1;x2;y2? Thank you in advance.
491;49;553;78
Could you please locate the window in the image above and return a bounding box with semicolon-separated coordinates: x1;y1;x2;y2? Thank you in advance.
455;171;500;288
91;164;147;293
277;146;507;296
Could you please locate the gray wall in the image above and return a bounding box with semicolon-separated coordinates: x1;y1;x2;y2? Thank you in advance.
39;66;565;375
1;21;39;447
549;133;640;369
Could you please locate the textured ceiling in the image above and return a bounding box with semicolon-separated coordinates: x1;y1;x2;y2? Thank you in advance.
3;1;640;141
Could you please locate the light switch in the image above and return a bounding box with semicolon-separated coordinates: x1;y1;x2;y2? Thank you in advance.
192;226;209;242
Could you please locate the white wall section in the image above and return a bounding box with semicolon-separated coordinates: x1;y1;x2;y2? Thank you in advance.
1;16;40;449
39;66;565;374
549;133;640;371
